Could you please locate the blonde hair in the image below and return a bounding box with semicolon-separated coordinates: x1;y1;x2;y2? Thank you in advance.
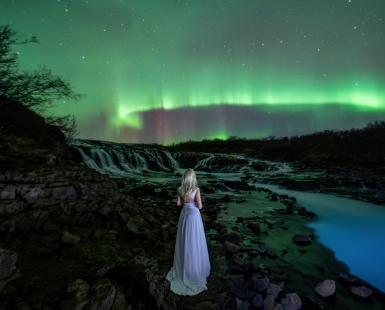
180;168;198;201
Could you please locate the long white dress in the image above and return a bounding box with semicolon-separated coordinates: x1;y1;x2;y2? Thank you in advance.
166;187;211;295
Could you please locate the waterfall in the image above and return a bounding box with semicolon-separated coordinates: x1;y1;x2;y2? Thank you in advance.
195;156;216;168
71;139;178;177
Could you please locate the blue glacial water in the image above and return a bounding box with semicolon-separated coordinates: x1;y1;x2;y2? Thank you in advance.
254;183;385;294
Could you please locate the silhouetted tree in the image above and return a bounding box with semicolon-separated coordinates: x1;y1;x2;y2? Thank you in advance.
0;25;83;144
0;25;82;112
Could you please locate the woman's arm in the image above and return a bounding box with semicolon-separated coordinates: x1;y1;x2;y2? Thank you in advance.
176;194;182;206
195;189;203;209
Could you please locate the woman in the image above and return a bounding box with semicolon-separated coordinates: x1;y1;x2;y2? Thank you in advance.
166;168;211;295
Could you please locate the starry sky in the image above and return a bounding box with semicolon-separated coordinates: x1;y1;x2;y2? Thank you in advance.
1;0;384;144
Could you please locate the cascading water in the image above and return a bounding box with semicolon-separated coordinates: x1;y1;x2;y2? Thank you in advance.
71;139;178;177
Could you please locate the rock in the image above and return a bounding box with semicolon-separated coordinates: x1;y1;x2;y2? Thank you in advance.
220;194;231;202
268;252;277;259
216;221;227;230
111;285;130;310
52;186;77;199
266;283;283;299
252;294;263;309
258;243;268;255
0;219;16;234
253;277;270;292
337;272;360;286
348;285;373;300
229;254;254;273
292;234;311;245
231;297;249;310
223;241;240;254
60;279;90;310
263;294;283;310
59;231;81;248
315;279;335;298
85;259;116;280
281;293;302;310
220;228;228;235
0;185;16;199
220;232;243;245
127;256;177;309
87;278;117;310
278;273;292;284
0;268;21;293
247;221;261;233
34;210;49;231
0;248;17;280
4;201;25;215
224;274;248;299
16;211;41;233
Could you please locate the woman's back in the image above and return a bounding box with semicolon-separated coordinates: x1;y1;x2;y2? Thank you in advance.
178;186;199;204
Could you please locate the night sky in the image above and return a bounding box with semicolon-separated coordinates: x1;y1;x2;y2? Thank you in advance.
1;0;384;144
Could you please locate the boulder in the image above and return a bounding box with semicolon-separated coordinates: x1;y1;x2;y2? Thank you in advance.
252;294;263;309
86;278;117;310
337;272;360;286
84;259;116;280
315;279;335;298
281;293;302;310
348;285;373;300
0;248;18;280
266;283;283;299
60;279;90;310
258;243;268;255
59;231;81;248
292;234;311;245
229;254;254;273
278;273;292;284
263;294;284;310
224;274;248;299
231;297;249;310
216;221;227;231
249;222;261;233
253;277;270;292
220;232;243;245
0;268;21;294
224;241;240;254
111;285;130;310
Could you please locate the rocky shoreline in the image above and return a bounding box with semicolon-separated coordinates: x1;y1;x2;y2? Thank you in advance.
1;138;385;309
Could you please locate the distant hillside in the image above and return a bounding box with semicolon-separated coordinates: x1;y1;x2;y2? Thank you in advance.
166;121;385;175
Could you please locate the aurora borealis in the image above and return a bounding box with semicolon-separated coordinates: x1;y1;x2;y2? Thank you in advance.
1;0;384;144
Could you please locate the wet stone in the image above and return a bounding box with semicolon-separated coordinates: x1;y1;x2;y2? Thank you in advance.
292;234;311;245
258;243;268;255
315;279;335;298
224;241;240;254
281;292;302;310
337;272;360;286
253;277;270;292
224;274;248;299
266;283;283;299
252;293;263;309
349;285;373;300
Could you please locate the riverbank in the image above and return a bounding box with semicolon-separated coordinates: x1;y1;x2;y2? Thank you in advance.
197;174;385;309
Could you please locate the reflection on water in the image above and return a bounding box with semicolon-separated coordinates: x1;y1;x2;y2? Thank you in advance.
254;183;385;293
